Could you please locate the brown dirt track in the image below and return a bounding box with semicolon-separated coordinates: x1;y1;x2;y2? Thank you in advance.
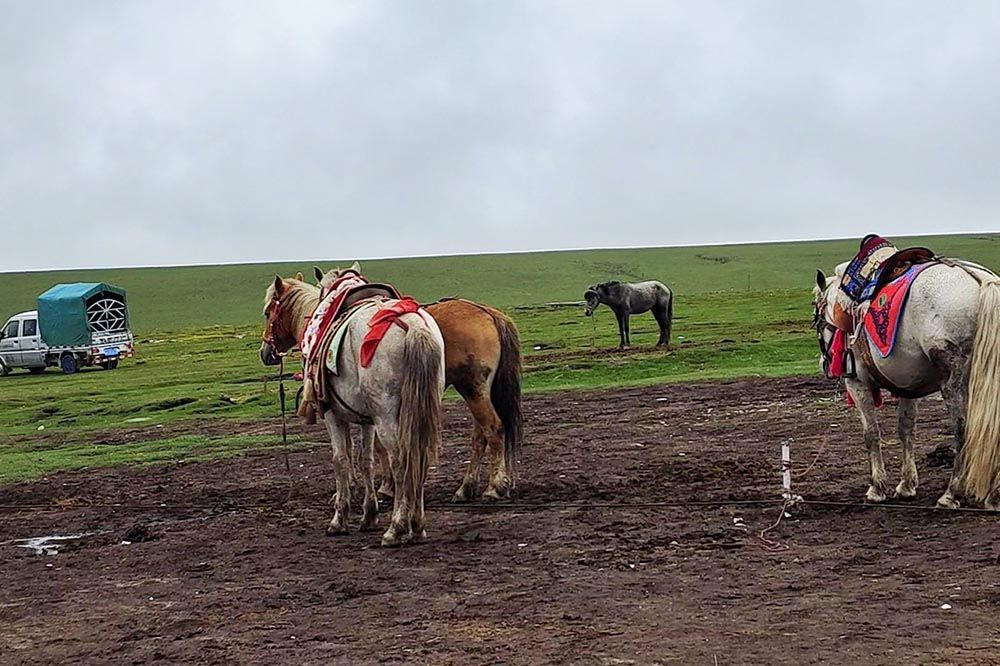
2;376;999;665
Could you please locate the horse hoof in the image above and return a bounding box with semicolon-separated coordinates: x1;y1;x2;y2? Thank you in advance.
936;493;960;510
381;529;402;547
326;524;349;536
482;488;503;503
360;515;379;532
865;486;888;503
894;482;917;499
451;484;477;503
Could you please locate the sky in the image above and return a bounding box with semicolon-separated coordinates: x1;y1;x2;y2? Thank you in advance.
2;1;1000;272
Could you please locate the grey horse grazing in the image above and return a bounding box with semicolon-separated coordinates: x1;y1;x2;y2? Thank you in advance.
813;259;1000;509
584;280;674;348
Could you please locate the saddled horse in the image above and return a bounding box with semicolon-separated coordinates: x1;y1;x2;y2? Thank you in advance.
584;280;673;348
813;250;1000;509
260;273;445;546
314;264;523;502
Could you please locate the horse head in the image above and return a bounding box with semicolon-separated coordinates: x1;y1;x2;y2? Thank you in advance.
260;273;317;365
583;286;601;316
812;264;850;373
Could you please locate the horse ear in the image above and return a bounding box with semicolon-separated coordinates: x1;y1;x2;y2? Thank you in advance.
350;261;361;273
273;274;284;295
313;266;324;283
815;269;826;291
294;271;304;282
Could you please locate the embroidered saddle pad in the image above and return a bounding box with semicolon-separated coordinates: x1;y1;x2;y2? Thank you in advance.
863;263;933;358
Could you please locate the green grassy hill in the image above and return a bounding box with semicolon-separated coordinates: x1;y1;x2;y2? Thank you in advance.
2;233;999;483
4;233;998;333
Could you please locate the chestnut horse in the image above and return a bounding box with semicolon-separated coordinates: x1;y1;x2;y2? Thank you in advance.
315;264;523;502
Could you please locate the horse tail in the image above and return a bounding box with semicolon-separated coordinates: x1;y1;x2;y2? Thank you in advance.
962;277;1000;505
397;324;443;513
489;308;524;488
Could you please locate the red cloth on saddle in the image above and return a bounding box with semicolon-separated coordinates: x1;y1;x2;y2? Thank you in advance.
359;297;423;368
863;263;932;358
829;328;849;378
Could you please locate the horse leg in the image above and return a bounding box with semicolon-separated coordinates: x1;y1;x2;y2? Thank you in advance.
624;314;631;347
463;393;508;501
846;378;891;502
359;425;380;531
374;434;395;499
936;357;969;509
653;306;670;347
615;311;627;348
452;396;488;502
323;413;353;535
376;422;412;547
895;398;919;498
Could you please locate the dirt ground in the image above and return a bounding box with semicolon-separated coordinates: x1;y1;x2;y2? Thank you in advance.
2;376;999;665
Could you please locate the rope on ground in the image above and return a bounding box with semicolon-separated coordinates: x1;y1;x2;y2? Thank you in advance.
0;497;996;514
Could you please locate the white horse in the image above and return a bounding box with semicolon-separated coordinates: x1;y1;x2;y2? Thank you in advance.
813;259;1000;509
260;274;445;546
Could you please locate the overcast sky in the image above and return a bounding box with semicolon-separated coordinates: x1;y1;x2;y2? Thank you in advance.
2;1;999;272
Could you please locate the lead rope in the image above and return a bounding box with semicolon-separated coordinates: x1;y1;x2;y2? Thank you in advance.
277;354;295;504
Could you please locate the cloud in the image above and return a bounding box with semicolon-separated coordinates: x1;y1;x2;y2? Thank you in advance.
2;1;999;271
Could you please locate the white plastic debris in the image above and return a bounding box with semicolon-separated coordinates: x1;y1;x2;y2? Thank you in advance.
940;603;952;610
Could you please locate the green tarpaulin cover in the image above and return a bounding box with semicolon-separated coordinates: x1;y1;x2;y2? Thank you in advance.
37;283;128;347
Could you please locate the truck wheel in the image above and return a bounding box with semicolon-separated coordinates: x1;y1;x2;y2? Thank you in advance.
0;361;9;377
60;353;79;375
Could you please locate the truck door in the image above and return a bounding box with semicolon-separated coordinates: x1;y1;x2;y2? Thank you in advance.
0;319;21;366
19;318;45;367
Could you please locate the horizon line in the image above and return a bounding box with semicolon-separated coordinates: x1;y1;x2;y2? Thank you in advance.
2;229;996;275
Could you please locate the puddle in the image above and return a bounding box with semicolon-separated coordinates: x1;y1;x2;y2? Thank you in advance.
14;533;93;556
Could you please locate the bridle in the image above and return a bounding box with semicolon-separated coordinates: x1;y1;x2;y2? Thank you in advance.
263;295;297;352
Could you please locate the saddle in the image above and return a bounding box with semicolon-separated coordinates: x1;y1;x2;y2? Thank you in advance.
832;235;936;331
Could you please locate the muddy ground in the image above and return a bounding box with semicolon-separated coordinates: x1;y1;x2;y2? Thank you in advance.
2;376;998;665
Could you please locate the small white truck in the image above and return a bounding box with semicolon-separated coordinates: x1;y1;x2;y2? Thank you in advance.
0;283;135;376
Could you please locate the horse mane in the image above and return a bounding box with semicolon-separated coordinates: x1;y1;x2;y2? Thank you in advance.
265;278;320;323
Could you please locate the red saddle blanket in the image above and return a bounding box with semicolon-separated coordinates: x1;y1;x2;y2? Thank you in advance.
359;297;425;368
863;263;932;358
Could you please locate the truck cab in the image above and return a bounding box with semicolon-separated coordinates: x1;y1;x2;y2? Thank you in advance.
0;311;47;374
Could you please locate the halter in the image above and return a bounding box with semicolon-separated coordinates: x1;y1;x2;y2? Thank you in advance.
263;295;298;351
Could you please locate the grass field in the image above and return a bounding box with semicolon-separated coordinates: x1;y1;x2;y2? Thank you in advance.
2;233;999;483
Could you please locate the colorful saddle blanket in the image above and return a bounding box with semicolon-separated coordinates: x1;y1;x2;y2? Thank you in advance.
863;263;933;358
840;234;895;302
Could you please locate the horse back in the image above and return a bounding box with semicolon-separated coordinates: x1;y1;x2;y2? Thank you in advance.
425;299;505;390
